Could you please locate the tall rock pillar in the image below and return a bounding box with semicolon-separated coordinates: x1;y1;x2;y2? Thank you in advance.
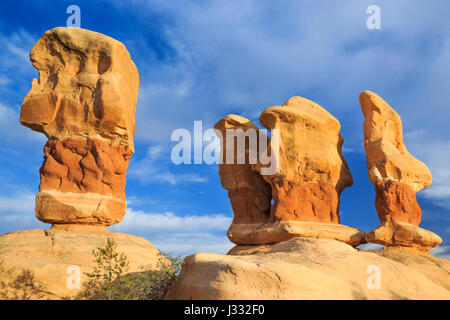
359;91;442;251
20;27;139;228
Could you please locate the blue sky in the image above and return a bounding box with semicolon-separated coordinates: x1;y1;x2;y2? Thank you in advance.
0;0;449;257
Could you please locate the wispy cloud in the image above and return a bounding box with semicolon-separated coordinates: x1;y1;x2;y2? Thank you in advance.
128;145;207;185
0;28;44;148
0;29;36;73
111;208;231;233
357;243;384;251
0;191;47;233
429;245;450;260
406;131;450;210
109;207;233;255
0;102;44;147
123;0;450;161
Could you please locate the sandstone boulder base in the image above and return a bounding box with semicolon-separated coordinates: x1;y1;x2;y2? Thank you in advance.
20;27;139;226
228;221;366;247
259;96;353;224
367;222;442;251
165;237;450;300
214;115;272;225
359;91;432;225
0;229;161;299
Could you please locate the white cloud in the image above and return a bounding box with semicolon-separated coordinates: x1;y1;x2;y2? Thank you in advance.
0;192;35;213
0;103;44;147
109;207;233;255
0;191;47;233
0;29;36;73
148;233;233;256
111;208;231;233
120;0;450;161
0;29;43;148
357;243;384;251
429;245;450;260
405;131;450;210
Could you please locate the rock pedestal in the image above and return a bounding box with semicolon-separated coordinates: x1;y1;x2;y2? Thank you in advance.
359;91;441;251
20;27;139;227
216;97;366;247
0;27;161;299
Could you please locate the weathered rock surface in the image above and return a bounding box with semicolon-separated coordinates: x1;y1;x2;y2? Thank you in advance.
165;237;450;300
36;138;130;225
214;98;365;246
227;221;366;247
359;91;432;225
367;222;442;251
20;27;138;148
20;27;139;226
259;96;353;224
360;91;438;251
214;115;271;225
0;228;161;299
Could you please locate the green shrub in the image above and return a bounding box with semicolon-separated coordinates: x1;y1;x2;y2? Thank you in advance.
77;238;183;300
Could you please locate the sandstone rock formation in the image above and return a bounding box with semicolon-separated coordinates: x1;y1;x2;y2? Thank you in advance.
228;221;367;247
0;228;161;299
0;27;163;300
165;237;450;300
20;27;139;227
214;115;272;225
366;222;442;251
359;91;441;251
217;97;366;247
259;96;353;223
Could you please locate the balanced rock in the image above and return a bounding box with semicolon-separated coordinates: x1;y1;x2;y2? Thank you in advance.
259;96;353;223
0;28;164;300
216;98;366;247
367;222;442;251
359;91;440;251
20;27;139;227
165;237;450;300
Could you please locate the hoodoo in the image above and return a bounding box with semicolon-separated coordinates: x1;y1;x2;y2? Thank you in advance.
359;90;441;251
0;27;162;299
20;27;139;228
216;97;366;247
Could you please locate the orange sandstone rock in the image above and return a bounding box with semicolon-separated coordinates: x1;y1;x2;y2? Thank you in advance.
259;96;353;224
360;91;431;225
20;27;138;150
359;91;439;251
374;180;421;225
165;237;450;300
20;27;139;226
214;115;271;225
367;222;442;251
215;99;366;247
